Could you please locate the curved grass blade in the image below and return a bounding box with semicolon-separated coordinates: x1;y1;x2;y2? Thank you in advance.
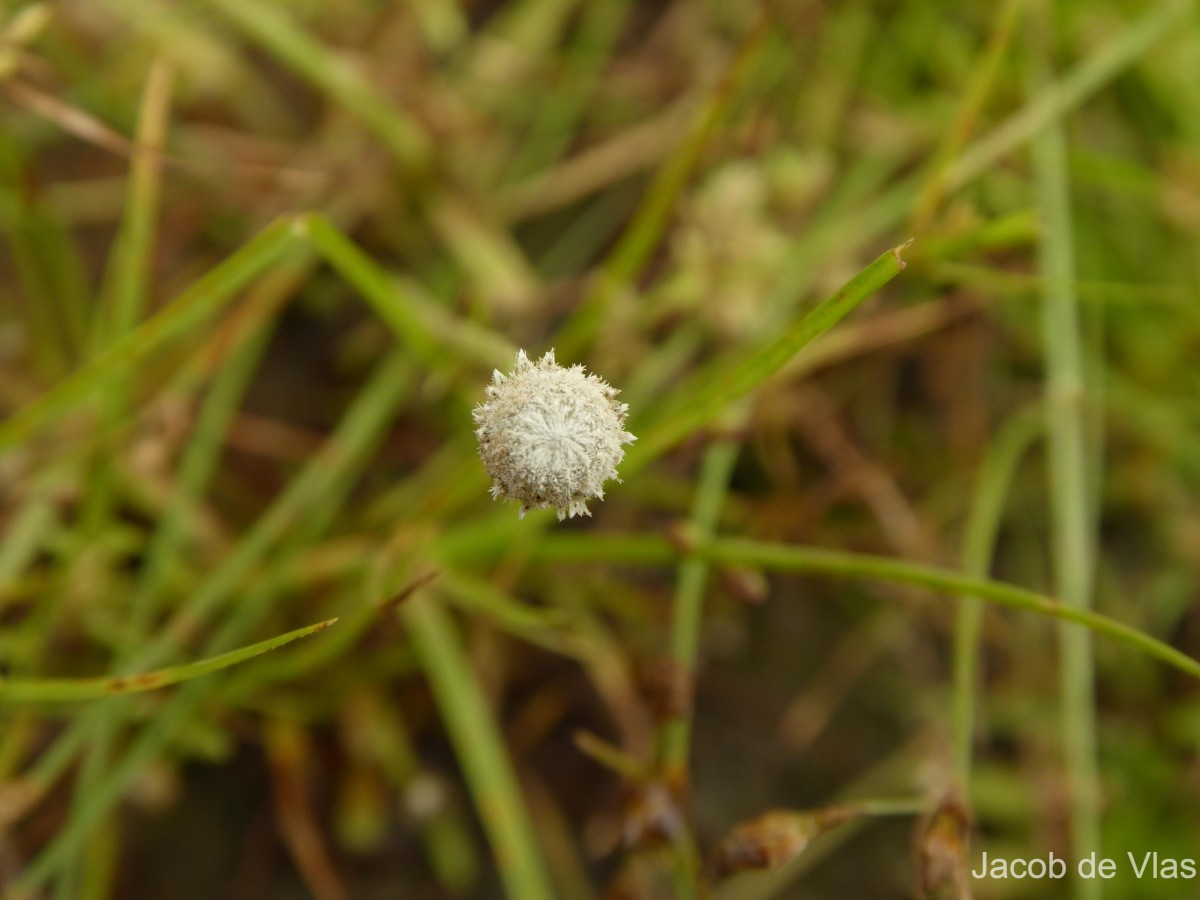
0;216;303;456
553;9;773;358
504;533;1200;684
403;595;555;900
628;241;912;470
0;619;337;704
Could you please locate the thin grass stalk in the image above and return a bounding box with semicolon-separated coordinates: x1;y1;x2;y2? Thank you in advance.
402;594;555;900
0;217;303;455
503;534;1200;684
553;9;772;358
200;0;536;304
71;54;175;669
17;350;415;893
657;435;741;900
659;436;741;781
943;1;1187;195
909;0;1026;232
629;242;911;469
1030;11;1102;895
301;213;515;369
89;58;173;356
687;544;1198;685
0;619;338;703
951;407;1042;785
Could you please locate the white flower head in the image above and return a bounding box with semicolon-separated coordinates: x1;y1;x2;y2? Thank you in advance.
473;349;636;520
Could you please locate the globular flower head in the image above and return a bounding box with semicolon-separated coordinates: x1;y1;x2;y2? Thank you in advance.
473;349;636;520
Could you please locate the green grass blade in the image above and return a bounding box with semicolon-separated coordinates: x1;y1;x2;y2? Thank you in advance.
0;619;338;704
943;1;1188;195
300;212;515;369
658;435;741;781
89;58;173;356
402;594;555;900
1030;10;1102;892
629;241;911;470
951;407;1043;784
14;351;416;893
200;0;431;169
506;534;1200;684
0;216;303;455
553;10;771;358
72;60;176;645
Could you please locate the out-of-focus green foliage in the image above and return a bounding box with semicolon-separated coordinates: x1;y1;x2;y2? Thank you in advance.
1;2;1198;898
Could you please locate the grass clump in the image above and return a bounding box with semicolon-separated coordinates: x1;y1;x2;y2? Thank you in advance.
2;2;1199;898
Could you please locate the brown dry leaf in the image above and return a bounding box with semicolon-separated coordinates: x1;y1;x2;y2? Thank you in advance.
622;780;689;851
914;790;973;900
638;655;694;722
707;805;855;880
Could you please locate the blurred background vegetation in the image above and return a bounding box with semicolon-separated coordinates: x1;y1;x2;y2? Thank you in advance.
1;0;1199;897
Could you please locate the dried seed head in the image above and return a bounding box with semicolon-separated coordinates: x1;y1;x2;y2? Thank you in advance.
473;349;636;520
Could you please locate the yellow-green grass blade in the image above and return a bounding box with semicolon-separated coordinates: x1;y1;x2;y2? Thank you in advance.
300;212;515;370
629;241;912;470
0;216;305;456
0;619;338;704
448;533;1200;684
403;594;555;900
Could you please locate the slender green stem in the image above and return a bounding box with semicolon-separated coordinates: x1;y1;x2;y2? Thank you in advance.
629;241;911;470
1030;10;1101;895
655;437;742;900
951;407;1043;784
0;619;338;703
943;1;1187;194
402;594;555;900
300;212;515;369
492;534;1200;683
691;544;1196;684
16;349;415;893
909;0;1026;232
200;0;431;169
62;63;174;898
0;217;304;456
553;10;771;358
89;58;173;356
659;436;741;782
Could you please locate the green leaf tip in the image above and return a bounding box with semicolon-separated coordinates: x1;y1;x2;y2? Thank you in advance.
0;618;339;704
